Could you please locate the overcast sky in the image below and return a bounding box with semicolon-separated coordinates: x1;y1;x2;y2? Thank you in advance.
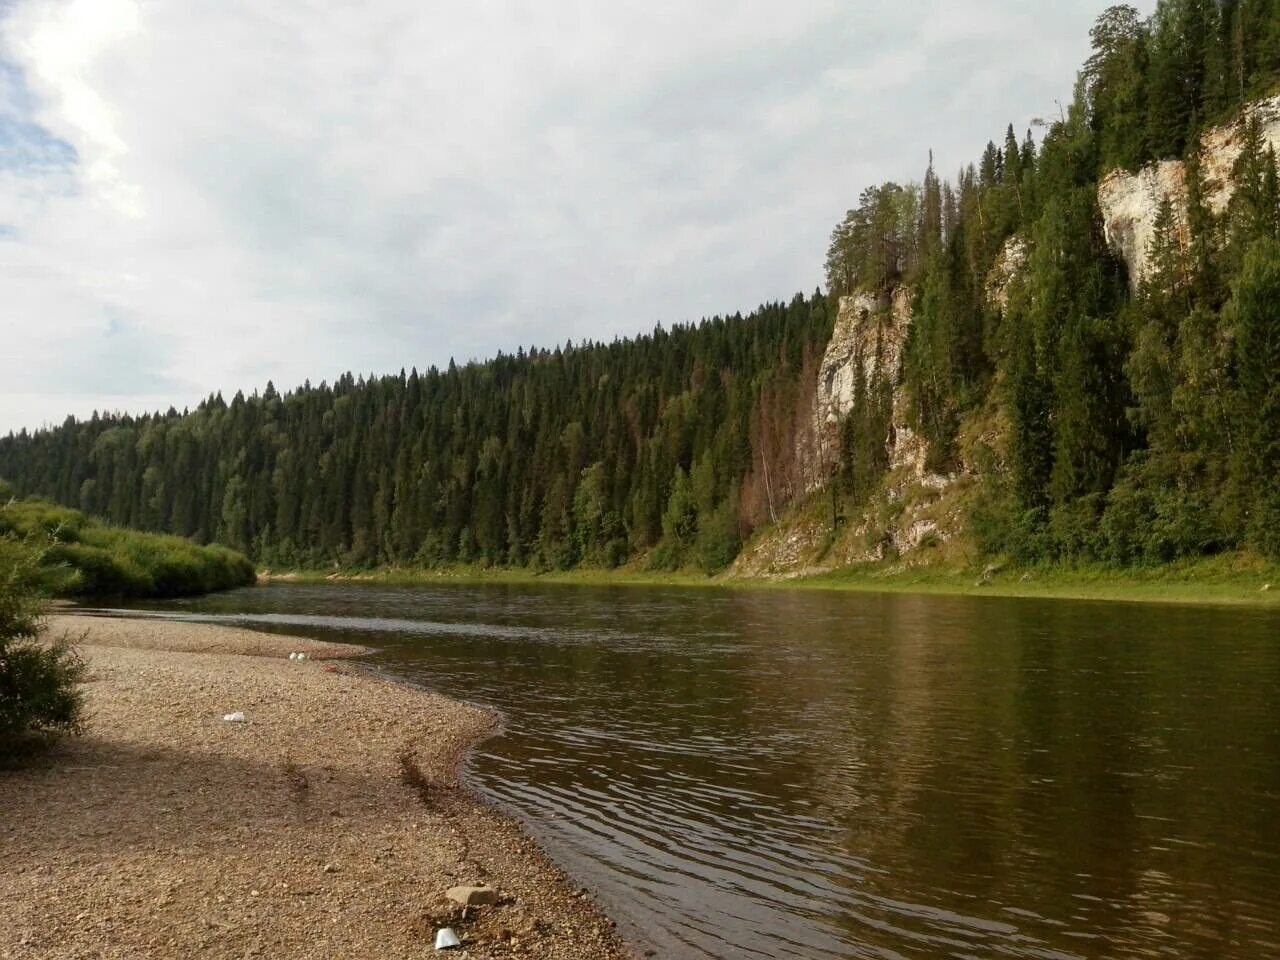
0;0;1156;435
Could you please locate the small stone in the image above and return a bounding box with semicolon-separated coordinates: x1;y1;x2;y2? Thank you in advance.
1262;583;1272;592
322;863;338;874
446;884;499;907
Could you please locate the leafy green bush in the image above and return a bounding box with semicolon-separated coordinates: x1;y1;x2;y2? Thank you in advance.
0;538;86;763
0;497;255;599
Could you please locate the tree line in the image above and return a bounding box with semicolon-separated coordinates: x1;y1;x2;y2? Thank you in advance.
0;301;830;572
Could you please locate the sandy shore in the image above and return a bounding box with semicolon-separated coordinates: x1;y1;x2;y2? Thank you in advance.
0;614;633;960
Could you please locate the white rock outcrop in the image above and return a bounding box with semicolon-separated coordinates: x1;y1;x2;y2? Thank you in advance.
811;286;954;492
985;235;1029;313
1098;161;1189;289
815;288;911;433
1098;93;1280;289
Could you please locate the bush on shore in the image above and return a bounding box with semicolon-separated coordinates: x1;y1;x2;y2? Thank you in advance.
0;498;256;599
0;537;86;764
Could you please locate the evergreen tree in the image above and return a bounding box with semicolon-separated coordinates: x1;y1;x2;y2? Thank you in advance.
1229;237;1280;556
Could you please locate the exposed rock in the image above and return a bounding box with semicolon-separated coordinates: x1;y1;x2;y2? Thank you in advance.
985;235;1029;312
808;288;911;485
1198;94;1280;212
1098;93;1280;289
1098;161;1188;289
887;393;952;491
807;282;957;497
446;885;500;907
814;288;911;434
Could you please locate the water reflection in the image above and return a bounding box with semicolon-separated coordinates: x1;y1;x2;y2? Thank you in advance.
96;584;1280;959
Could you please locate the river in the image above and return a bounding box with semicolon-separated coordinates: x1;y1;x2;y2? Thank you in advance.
92;582;1280;959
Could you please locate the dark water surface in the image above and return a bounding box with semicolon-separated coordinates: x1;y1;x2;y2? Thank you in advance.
94;583;1280;959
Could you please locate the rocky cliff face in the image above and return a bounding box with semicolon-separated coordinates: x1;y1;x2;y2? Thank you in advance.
810;286;946;491
985;236;1029;313
1098;162;1191;289
737;237;1030;578
814;288;911;434
1098;93;1280;288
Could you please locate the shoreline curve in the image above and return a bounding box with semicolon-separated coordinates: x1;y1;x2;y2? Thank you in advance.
0;613;635;960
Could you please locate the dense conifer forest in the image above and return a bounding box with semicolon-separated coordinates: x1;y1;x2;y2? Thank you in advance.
3;0;1280;570
1;301;832;571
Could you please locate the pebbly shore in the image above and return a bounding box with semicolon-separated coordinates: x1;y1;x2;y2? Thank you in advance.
0;614;633;960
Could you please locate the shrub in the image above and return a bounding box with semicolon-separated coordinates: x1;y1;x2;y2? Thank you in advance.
0;497;256;600
603;537;629;569
694;504;741;575
0;538;86;763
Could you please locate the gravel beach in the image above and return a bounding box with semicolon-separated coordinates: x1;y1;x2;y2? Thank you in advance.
0;614;633;960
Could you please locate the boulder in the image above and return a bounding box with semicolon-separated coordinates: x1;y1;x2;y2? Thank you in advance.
446;884;499;907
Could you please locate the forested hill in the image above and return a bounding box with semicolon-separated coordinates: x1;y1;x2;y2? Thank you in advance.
0;298;832;571
4;0;1280;573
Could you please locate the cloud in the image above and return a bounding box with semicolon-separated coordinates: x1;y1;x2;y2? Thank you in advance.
0;0;1156;434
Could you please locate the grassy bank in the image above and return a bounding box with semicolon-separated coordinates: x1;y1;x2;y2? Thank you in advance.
260;552;1280;607
1;498;256;599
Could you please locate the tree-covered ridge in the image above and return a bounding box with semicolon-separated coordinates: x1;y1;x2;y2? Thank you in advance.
1087;0;1280;170
0;299;831;571
820;0;1280;564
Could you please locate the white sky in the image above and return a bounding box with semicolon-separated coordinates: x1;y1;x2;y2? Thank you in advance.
0;0;1157;435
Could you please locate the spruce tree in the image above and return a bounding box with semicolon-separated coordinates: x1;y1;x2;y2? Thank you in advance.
1230;237;1280;556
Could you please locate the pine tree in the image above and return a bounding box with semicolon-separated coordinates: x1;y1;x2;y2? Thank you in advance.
1086;5;1150;169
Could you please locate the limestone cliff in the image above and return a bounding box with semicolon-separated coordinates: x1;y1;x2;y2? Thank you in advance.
737;284;968;577
1098;93;1280;288
808;286;953;489
734;229;1031;579
813;289;911;445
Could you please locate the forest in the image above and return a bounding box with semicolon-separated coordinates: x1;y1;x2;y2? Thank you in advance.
0;302;832;572
2;0;1279;572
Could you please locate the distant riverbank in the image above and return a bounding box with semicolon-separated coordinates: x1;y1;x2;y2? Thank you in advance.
0;614;630;960
259;552;1280;608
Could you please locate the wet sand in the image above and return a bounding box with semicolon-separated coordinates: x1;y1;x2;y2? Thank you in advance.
0;615;633;960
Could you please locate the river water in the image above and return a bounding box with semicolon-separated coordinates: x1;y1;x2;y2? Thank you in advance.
95;582;1280;959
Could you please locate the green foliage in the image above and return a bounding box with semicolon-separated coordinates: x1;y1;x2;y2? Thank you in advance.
0;498;255;599
694;500;742;575
1228;236;1280;556
1086;5;1151;170
825;184;922;297
837;360;893;506
0;537;86;762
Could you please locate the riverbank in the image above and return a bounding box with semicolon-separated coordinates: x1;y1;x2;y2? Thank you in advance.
259;551;1280;607
0;614;631;960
